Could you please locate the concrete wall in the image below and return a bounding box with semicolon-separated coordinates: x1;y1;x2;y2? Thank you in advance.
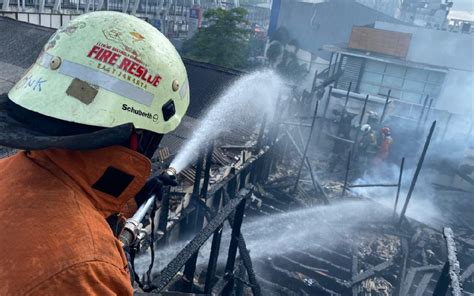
374;21;474;72
276;0;404;60
437;69;474;115
373;22;474;115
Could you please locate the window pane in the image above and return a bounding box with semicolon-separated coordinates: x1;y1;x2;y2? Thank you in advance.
365;60;385;73
401;91;423;103
360;83;380;94
382;75;404;88
403;80;425;92
424;83;442;96
385;64;406;77
361;72;383;84
380;87;400;98
406;68;428;81
427;71;445;83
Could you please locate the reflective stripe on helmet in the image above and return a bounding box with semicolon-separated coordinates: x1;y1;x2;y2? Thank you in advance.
39;53;154;106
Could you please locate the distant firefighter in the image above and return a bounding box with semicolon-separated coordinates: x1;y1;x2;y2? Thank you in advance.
373;127;393;165
359;124;378;151
358;124;378;168
357;124;378;172
366;111;380;130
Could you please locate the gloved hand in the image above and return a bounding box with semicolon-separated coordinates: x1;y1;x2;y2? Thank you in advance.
134;170;178;207
158;170;178;187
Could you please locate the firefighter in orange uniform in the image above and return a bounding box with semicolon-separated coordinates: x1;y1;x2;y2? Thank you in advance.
0;12;189;295
373;127;393;166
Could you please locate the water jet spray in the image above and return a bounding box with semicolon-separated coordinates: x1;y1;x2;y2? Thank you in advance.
169;70;285;174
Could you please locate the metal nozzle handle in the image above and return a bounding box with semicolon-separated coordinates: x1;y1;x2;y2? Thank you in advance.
165;167;177;176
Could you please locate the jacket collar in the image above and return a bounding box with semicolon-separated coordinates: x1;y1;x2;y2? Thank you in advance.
28;146;151;218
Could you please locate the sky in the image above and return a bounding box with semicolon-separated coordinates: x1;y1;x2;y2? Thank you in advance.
452;0;473;13
449;0;474;21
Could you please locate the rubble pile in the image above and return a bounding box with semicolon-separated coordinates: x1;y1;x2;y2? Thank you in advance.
359;234;401;261
361;277;393;296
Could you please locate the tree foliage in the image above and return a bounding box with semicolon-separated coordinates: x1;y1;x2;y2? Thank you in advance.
182;8;251;69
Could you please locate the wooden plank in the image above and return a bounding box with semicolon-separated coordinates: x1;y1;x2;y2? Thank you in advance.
460;264;474;282
351;260;393;284
414;272;433;296
348;27;412;58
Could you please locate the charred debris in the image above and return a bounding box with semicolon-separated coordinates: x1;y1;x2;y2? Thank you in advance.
1;70;473;295
132;69;472;294
2;69;474;295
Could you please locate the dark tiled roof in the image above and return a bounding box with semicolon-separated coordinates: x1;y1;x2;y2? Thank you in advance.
0;17;53;68
181;58;242;118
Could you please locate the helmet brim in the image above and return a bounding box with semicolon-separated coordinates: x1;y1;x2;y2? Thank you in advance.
0;95;134;150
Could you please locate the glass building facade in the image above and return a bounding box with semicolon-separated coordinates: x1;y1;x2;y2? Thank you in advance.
337;55;446;105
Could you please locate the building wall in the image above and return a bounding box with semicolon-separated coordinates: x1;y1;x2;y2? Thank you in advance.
359;59;444;104
437;69;474;115
374;21;474;72
276;0;404;60
355;0;401;18
398;0;449;28
372;21;473;114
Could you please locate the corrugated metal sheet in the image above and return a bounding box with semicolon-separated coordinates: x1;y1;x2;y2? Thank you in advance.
338;55;364;91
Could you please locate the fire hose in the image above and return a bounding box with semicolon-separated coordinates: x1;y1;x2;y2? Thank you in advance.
119;194;157;248
119;167;177;249
119;167;177;289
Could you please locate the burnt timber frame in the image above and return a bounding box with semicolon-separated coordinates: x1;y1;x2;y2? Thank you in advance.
139;130;284;295
147;190;249;294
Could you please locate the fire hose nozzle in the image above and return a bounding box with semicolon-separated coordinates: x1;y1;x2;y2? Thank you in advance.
165;167;177;177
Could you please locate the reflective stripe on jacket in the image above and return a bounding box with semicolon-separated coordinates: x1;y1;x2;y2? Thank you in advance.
0;146;151;295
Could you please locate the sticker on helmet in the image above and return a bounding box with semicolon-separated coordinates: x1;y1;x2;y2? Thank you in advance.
62;21;87;36
102;28;140;57
44;21;87;51
130;32;145;42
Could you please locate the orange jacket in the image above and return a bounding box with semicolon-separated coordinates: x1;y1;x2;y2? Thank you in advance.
0;146;151;295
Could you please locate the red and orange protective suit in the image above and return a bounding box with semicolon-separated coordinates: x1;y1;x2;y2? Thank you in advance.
373;135;393;166
0;146;151;295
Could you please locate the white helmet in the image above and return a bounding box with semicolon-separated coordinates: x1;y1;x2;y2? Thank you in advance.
1;12;189;150
361;124;371;132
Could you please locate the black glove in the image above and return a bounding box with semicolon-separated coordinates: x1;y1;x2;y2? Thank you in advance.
158;170;178;187
134;171;178;207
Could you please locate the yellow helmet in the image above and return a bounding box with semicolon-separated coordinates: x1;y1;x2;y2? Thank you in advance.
8;11;189;135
